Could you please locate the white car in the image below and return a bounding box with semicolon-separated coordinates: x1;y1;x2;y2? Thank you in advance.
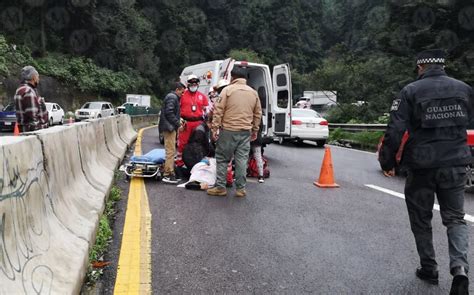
75;101;115;121
288;108;329;146
45;102;65;125
116;102;139;114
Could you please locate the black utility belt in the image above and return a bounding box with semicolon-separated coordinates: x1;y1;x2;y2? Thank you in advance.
182;116;203;122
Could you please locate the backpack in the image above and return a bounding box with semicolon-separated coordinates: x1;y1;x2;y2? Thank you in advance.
247;155;270;178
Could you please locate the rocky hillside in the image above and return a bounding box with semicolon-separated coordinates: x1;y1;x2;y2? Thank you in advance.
0;35;153;112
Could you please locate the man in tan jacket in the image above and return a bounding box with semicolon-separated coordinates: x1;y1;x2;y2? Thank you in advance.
207;66;262;197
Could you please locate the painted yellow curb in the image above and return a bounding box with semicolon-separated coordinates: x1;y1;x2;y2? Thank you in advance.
114;126;155;294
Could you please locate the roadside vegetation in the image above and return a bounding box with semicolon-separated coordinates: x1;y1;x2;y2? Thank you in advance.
328;128;384;151
0;35;150;102
85;184;122;286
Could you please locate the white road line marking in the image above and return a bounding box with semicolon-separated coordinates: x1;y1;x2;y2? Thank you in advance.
329;144;377;155
365;184;474;223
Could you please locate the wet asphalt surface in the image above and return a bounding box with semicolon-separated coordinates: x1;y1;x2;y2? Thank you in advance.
97;127;474;294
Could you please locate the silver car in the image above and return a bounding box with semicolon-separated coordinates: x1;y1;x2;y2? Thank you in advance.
75;101;115;121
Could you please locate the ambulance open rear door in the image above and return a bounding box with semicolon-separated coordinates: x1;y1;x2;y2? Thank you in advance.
272;63;292;138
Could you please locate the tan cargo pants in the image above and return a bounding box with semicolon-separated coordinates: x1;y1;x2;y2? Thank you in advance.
163;130;177;176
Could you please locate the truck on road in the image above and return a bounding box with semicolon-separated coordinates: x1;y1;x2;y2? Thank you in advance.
297;91;337;114
117;94;151;114
126;94;151;107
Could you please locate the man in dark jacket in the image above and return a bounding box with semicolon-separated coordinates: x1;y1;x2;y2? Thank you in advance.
379;49;472;294
159;82;186;184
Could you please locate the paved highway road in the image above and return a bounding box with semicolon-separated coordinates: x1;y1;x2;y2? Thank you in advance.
0;131;13;136
105;127;474;294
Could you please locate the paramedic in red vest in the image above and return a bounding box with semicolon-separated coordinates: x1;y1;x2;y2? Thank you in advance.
176;74;209;169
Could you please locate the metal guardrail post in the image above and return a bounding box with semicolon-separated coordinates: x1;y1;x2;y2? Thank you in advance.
329;123;387;132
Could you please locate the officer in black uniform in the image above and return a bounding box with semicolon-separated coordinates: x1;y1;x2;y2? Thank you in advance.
379;49;472;294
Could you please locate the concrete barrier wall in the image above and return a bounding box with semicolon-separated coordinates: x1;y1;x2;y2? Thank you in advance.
37;125;105;241
86;119;121;169
76;122;115;195
116;114;137;146
103;117;127;160
0;135;90;294
0;116;127;294
130;114;159;130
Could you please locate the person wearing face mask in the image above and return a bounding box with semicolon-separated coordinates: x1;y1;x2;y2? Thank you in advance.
14;66;48;132
175;75;209;176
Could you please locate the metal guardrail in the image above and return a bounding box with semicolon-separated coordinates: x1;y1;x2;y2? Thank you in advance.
123;105;159;115
329;123;387;132
125;115;387;133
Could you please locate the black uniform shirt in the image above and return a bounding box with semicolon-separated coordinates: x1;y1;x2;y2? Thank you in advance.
379;67;473;170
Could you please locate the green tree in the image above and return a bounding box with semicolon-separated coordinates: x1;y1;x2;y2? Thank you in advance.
228;48;265;64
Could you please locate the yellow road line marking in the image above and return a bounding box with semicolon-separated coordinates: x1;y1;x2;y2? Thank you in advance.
114;125;156;294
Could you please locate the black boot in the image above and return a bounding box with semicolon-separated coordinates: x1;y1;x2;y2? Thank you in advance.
450;266;469;295
415;267;439;285
175;165;189;181
185;181;201;190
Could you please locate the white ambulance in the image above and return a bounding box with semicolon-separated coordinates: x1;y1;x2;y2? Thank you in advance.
179;58;292;144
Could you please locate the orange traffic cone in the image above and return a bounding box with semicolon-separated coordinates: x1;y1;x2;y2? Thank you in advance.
13;122;20;136
314;146;339;188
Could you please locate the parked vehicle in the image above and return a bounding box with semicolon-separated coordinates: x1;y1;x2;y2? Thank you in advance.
0;103;16;131
180;58;292;144
294;99;312;109
74;101;115;121
285;108;329;146
117;102;139;114
300;91;337;106
125;94;151;107
45;102;65;125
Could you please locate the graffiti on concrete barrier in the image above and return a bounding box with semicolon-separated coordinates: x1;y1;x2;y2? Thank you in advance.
0;146;54;293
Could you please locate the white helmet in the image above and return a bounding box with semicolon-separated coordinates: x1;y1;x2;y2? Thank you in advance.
213;79;229;91
187;74;199;83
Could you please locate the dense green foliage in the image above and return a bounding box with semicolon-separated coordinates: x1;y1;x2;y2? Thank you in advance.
0;0;472;120
0;35;34;76
0;34;150;98
36;55;150;95
328;128;384;150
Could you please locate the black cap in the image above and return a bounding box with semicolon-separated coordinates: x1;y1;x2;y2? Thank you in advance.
416;49;446;66
231;66;247;79
175;82;185;89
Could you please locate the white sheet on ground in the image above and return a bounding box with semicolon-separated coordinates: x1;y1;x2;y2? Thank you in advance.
190;158;216;185
178;158;217;188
